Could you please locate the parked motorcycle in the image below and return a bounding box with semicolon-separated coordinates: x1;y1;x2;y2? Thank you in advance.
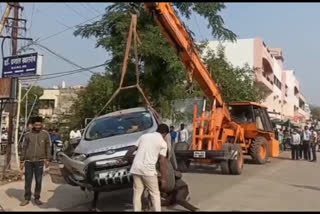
53;140;64;162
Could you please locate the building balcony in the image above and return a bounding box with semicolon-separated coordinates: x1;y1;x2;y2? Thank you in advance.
255;69;273;93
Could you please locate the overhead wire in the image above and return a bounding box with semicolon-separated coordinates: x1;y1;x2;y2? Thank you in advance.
38;13;102;43
21;63;107;82
81;3;98;16
64;3;90;21
85;3;102;15
28;3;35;38
19;62;108;101
34;42;97;75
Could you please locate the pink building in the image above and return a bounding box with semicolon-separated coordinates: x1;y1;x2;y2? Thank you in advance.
206;38;310;123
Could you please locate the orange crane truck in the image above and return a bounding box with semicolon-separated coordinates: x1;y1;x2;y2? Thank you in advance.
145;3;279;175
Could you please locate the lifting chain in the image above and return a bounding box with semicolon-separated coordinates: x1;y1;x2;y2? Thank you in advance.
96;14;160;122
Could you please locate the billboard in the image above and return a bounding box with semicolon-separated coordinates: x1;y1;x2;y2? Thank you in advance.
0;78;17;99
2;52;43;78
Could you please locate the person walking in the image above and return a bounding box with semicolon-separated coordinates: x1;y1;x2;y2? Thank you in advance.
20;116;51;206
178;124;189;143
124;124;169;212
170;126;177;144
310;127;318;162
298;129;304;160
290;129;300;160
301;126;312;161
317;131;320;152
51;128;62;161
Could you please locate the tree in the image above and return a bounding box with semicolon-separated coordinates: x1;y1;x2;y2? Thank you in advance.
72;2;236;126
20;86;43;120
310;104;320;121
69;73;115;129
202;44;265;103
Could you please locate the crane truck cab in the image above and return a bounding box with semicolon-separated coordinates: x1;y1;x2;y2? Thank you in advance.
229;101;280;164
174;101;279;175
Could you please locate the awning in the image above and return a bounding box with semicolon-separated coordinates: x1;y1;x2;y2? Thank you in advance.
271;119;299;129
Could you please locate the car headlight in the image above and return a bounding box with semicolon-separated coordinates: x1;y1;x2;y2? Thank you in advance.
73;154;87;161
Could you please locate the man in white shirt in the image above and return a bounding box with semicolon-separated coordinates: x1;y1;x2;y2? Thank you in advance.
302;126;312;160
70;129;81;139
178;124;189;143
124;124;169;212
290;129;301;160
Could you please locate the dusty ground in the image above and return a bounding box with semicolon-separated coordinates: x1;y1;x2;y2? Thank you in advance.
0;151;320;211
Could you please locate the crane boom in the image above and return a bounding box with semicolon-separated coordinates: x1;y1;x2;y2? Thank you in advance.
144;3;225;108
144;3;279;172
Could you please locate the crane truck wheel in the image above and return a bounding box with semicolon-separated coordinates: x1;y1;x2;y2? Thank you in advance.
229;144;243;175
250;136;270;164
175;142;191;172
221;143;232;175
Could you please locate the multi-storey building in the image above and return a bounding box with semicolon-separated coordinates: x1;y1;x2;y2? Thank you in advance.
205;38;310;124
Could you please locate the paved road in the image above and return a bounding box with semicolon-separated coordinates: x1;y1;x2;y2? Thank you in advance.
1;151;320;211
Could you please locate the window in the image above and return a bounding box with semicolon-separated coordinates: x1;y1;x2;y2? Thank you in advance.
253;107;274;132
274;76;282;89
230;105;254;124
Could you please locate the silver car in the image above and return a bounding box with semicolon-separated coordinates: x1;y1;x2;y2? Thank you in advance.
50;107;159;192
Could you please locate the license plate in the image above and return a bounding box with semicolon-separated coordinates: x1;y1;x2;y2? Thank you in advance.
193;151;206;158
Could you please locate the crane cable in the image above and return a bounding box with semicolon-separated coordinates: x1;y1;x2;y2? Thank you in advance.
95;14;160;122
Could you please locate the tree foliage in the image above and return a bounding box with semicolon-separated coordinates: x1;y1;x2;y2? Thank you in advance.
71;3;239;127
203;44;265;103
310;104;320;121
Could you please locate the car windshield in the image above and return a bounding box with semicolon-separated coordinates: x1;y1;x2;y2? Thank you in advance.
85;111;153;141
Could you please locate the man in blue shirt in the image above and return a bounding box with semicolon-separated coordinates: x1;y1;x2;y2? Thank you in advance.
170;126;177;143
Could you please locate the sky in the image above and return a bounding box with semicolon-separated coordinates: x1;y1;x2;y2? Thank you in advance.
1;3;320;105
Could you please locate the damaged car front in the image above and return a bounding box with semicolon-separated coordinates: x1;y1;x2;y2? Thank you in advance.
50;107;158;192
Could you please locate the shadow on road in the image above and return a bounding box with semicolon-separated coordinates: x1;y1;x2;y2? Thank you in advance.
186;156;258;175
6;188;24;203
5;185;132;211
44;185;132;211
186;164;222;175
275;156;293;161
290;184;320;192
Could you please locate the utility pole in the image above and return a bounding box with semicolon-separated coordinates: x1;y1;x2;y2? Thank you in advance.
5;2;24;171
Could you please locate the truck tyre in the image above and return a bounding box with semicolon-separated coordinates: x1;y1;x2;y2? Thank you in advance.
175;142;190;172
156;159;176;193
229;144;243;175
221;143;232;175
164;159;176;193
250;136;269;164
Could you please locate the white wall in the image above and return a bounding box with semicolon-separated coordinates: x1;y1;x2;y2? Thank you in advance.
40;89;60;108
284;70;299;118
205;39;255;68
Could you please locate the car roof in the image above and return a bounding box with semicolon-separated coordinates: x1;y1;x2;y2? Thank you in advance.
96;107;150;120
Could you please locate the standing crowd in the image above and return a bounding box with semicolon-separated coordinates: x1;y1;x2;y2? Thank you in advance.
276;125;319;161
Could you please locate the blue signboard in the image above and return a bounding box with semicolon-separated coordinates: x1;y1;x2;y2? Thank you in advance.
2;52;42;78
